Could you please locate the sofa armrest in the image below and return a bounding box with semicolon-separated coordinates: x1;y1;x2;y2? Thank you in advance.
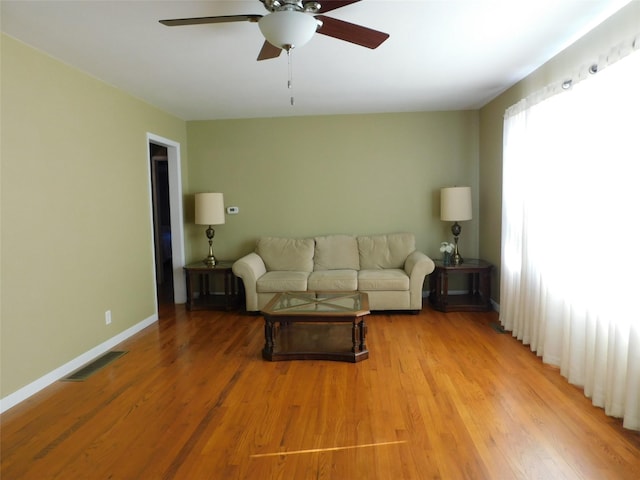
232;253;267;312
404;251;436;310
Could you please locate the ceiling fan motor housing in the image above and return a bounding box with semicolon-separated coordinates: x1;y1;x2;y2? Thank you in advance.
262;1;322;13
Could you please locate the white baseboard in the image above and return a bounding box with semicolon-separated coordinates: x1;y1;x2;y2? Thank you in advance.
0;313;158;414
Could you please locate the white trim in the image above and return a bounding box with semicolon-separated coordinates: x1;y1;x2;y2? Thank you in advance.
146;133;186;304
0;313;158;414
491;299;500;312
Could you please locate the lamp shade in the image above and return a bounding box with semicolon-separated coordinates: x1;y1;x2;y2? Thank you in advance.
440;187;472;221
195;193;225;226
258;10;318;49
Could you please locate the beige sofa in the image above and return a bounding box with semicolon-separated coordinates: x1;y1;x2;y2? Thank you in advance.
232;233;435;313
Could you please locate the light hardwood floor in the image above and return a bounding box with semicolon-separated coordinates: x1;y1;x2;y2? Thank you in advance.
2;303;639;479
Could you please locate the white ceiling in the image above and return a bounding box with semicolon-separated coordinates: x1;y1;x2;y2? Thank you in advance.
1;0;631;120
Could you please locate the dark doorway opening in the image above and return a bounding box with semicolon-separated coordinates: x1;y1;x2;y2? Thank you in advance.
150;143;173;305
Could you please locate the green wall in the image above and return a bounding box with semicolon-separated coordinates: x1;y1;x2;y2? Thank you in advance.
478;1;640;302
1;35;188;398
186;112;480;264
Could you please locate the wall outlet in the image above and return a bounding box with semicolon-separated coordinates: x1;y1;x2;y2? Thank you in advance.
105;310;112;325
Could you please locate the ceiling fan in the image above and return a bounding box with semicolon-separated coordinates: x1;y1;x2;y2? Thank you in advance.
159;0;390;61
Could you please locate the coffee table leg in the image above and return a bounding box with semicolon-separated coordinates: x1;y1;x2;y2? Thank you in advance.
352;320;358;353
264;316;274;354
359;319;367;351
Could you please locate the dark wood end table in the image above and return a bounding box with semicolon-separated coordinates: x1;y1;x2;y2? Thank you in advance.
429;258;493;312
260;291;370;363
183;261;239;311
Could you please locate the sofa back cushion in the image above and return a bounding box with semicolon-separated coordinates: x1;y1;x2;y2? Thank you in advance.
357;233;416;269
256;237;314;272
313;235;360;271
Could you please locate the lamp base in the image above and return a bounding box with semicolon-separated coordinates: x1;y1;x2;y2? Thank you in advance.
451;222;464;265
203;226;217;267
203;255;217;267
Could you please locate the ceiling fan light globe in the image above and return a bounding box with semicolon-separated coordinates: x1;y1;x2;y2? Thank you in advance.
258;11;318;49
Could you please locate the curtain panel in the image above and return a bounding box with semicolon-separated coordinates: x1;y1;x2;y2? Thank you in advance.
500;46;640;430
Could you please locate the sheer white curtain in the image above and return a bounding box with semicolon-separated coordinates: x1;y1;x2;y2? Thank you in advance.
500;45;640;430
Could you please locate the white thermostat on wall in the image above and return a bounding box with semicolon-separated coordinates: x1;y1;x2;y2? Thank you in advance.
226;206;239;214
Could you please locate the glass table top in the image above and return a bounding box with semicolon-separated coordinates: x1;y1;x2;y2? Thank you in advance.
262;292;370;317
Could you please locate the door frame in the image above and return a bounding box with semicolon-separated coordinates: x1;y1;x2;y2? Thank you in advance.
146;133;187;304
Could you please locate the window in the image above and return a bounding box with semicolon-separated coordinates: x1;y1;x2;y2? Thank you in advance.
500;44;640;430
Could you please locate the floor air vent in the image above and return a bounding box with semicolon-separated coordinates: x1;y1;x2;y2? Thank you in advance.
62;351;127;381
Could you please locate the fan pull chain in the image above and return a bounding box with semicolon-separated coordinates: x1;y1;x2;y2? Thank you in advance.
288;48;294;106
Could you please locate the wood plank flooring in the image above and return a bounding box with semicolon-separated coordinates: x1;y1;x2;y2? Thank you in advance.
2;304;639;479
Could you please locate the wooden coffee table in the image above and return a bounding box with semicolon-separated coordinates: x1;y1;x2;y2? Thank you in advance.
260;291;370;363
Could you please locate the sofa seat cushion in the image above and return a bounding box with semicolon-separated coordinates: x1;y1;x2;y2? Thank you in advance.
308;270;358;291
257;271;309;293
357;233;416;269
358;269;410;291
256;237;314;272
313;235;360;271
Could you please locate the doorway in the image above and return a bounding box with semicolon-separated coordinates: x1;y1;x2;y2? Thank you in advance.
147;134;186;307
150;144;173;304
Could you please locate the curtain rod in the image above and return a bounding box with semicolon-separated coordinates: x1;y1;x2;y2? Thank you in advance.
505;33;640;118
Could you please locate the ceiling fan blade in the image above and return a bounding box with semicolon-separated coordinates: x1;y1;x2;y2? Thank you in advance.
257;41;282;61
159;14;261;27
316;1;362;14
316;15;389;49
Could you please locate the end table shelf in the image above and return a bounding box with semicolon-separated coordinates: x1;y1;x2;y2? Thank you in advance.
429;258;493;312
184;261;239;311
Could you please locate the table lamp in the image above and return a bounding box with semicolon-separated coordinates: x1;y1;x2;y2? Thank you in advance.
195;193;225;267
440;186;472;265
